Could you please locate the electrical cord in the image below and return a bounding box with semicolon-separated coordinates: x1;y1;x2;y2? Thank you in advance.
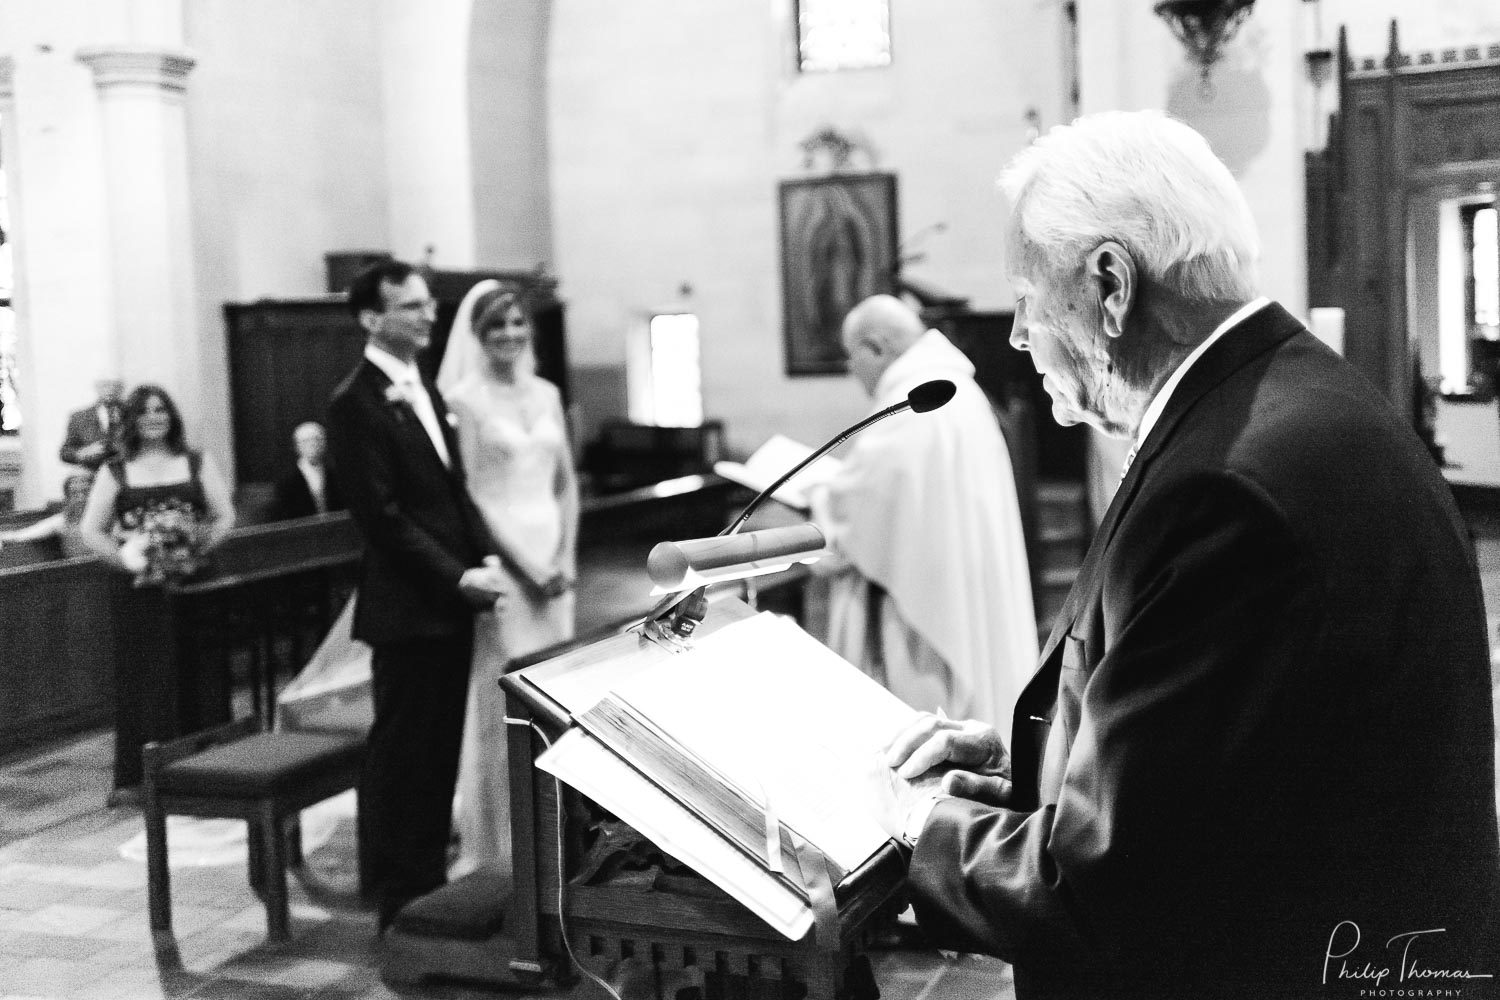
509;716;624;1000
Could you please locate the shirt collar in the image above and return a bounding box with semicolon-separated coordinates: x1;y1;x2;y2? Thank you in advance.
1133;296;1269;450
364;343;421;386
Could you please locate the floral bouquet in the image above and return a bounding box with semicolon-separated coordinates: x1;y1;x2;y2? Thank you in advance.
117;499;210;588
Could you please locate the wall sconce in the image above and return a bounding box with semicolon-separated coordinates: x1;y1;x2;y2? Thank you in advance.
1153;0;1256;94
1304;47;1335;86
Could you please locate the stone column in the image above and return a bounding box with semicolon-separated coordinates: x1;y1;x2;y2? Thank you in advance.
0;40;119;507
0;55;20;505
74;45;204;456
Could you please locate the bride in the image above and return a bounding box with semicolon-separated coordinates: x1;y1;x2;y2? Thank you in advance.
439;280;580;876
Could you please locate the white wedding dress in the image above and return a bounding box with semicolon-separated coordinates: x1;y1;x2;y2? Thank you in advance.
442;281;577;877
446;374;575;874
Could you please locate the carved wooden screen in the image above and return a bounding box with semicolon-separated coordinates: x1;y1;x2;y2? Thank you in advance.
1306;23;1500;418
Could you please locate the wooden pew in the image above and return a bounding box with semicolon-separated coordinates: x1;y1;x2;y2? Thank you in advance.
0;555;114;758
0;513;361;774
0;476;798;777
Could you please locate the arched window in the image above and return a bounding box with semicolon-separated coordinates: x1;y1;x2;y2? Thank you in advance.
795;0;891;73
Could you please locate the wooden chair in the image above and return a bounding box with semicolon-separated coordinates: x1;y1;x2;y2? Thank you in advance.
142;716;365;941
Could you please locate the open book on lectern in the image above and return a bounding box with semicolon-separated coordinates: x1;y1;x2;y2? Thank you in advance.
529;608;920;941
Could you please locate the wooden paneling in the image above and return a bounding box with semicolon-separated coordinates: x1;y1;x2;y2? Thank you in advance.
225;299;366;486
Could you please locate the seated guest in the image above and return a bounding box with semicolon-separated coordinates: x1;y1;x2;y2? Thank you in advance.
77;384;236;799
59;376;126;471
0;472;96;558
269;421;344;520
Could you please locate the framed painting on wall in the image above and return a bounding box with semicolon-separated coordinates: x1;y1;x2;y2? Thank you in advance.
778;172;899;376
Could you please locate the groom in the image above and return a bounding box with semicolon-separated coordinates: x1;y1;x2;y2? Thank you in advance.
327;259;509;933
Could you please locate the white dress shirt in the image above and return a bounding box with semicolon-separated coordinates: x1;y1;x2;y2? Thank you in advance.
297;459;328;513
364;344;452;468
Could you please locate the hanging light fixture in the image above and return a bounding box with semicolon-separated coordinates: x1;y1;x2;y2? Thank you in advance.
1154;0;1256;93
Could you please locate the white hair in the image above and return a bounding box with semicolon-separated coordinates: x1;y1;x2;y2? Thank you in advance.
999;110;1260;302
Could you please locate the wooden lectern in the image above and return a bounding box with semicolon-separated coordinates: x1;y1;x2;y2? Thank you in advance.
499;595;907;1000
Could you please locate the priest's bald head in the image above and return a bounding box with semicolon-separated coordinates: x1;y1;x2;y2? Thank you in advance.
841;294;926;396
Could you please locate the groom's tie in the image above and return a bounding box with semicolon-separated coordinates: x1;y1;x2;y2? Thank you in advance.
400;373;452;469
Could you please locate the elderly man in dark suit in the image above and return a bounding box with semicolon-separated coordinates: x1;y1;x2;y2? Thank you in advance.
876;111;1499;999
326;260;508;933
268;421;344;520
59;376;124;470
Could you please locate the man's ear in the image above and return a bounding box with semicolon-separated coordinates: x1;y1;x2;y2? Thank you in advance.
1086;241;1136;340
357;309;382;336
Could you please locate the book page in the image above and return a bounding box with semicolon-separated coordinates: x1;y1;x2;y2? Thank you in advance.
535;729;815;940
714;434;844;510
606;612;918;873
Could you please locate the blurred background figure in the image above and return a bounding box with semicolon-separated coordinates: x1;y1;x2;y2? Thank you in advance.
810;294;1037;744
59;376;125;471
269;420;344;520
440;280;579;876
0;471;95;558
76;383;235;800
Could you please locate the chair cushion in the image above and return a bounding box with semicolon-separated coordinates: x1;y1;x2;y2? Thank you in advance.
157;731;364;798
391;866;512;940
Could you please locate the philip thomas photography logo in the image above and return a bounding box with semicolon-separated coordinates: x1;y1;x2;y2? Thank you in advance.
1322;920;1493;997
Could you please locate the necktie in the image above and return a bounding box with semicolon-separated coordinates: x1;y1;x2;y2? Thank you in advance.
402;374;452;468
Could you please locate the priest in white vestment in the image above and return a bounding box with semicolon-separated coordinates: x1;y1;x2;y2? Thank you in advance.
811;295;1038;744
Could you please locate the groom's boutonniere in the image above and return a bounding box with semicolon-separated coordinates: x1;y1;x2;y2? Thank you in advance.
383;382;415;422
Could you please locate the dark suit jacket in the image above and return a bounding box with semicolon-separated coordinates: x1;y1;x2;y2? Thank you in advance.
268;464;345;521
59;404;120;469
326;359;496;644
908;304;1500;999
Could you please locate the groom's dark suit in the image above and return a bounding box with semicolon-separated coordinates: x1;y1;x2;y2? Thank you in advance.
908;304;1499;998
327;356;497;921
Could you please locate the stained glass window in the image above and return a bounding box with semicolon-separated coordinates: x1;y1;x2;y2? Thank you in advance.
796;0;891;73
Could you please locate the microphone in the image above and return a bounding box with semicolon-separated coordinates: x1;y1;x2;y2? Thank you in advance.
641;378;957;635
719;378;956;536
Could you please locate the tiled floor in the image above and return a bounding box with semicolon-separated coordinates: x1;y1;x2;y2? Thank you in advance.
0;672;1013;999
2;511;1499;1000
0;742;1013;1000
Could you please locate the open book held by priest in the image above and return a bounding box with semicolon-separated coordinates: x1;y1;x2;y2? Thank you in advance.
713;435;844;512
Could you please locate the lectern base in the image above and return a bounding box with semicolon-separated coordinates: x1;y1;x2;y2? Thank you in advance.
378;866;548;990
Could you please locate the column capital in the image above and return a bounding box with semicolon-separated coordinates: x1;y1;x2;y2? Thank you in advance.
76;46;195;95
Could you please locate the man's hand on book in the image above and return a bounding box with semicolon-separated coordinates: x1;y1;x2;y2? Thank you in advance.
863;751;949;844
883;712;1013;808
